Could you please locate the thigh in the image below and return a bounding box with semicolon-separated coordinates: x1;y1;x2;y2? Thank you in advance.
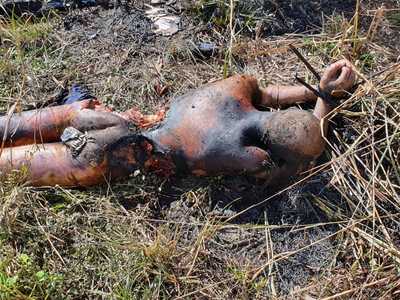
0;125;141;187
0;142;106;187
0;100;127;148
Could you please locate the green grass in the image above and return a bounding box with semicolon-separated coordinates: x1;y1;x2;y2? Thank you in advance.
0;15;52;65
0;14;58;104
0;1;400;299
0;253;63;300
387;11;400;26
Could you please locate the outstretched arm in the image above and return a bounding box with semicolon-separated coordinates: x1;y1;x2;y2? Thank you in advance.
257;85;318;109
255;60;355;110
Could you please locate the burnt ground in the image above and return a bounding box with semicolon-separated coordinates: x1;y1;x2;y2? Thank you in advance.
1;0;400;299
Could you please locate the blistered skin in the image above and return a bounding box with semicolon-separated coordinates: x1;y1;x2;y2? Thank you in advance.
145;75;325;183
0;98;152;187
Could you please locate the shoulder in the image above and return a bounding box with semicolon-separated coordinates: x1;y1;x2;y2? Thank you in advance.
207;74;260;98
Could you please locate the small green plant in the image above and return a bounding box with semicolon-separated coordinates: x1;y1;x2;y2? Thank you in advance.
302;39;342;59
228;265;248;285
0;272;18;300
193;0;231;27
0;253;63;299
0;15;52;51
359;51;376;70
323;14;349;35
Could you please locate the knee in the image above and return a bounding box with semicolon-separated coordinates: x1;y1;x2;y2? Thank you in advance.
266;110;326;162
293;111;326;159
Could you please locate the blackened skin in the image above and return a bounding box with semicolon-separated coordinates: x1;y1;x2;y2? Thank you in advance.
0;124;151;187
0;101;149;187
0;75;326;187
145;75;325;186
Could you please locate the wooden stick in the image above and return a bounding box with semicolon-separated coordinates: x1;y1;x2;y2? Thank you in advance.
294;75;322;98
288;44;321;81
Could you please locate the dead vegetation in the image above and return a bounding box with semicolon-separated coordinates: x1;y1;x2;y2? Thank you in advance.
0;0;400;299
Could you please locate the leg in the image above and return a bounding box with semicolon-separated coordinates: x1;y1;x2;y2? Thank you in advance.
0;125;150;187
0;99;127;147
0;142;107;187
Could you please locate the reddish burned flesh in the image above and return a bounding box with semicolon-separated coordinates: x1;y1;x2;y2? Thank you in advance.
0;124;149;187
0;75;327;187
0;100;149;187
145;75;325;182
0;99;125;147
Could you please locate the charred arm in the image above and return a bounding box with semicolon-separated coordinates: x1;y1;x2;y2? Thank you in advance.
258;84;339;137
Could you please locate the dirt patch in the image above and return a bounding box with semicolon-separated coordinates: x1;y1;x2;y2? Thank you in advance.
196;0;356;36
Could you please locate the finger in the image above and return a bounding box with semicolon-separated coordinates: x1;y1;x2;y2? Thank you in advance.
337;66;356;90
325;61;346;80
348;69;356;85
342;59;355;69
330;60;348;71
336;66;351;84
336;59;351;66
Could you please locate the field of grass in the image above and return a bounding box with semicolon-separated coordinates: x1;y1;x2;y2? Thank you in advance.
0;0;399;299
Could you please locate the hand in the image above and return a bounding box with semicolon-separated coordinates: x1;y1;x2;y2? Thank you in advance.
319;60;356;97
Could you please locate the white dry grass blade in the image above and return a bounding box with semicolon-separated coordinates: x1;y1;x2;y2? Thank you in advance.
0;101;17;159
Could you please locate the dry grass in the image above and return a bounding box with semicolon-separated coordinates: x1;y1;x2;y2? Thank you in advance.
1;0;400;299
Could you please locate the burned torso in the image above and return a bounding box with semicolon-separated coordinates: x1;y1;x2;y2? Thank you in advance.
144;75;325;181
0;76;326;187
